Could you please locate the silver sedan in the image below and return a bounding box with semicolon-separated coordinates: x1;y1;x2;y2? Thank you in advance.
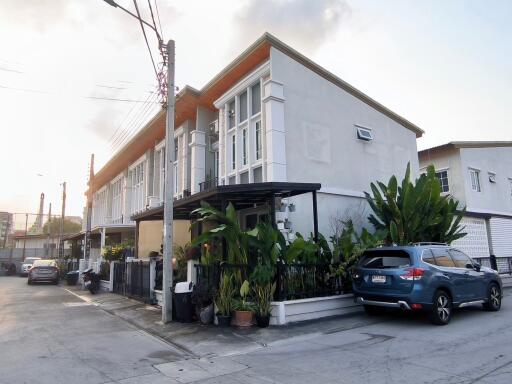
28;260;59;285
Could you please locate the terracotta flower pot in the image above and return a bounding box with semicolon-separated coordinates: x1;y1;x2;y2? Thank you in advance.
233;310;253;327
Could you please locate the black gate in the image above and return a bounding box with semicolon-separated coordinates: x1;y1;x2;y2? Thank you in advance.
112;261;151;302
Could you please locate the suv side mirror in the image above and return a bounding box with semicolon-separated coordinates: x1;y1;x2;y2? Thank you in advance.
473;263;481;272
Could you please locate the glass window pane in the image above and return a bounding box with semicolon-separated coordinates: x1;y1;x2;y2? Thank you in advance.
422;250;437;265
231;135;236;170
239;91;248;122
228;100;235;129
253;166;262;183
242;128;247;165
449;250;472;268
432;248;456;267
255;121;262;160
251;82;261;115
240;171;249;184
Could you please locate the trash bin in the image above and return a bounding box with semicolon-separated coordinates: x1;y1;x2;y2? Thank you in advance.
66;271;79;286
173;281;194;323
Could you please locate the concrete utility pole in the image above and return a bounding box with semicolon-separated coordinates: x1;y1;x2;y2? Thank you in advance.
101;0;174;323
85;155;94;261
59;182;66;257
162;39;175;323
22;213;28;261
47;203;52;257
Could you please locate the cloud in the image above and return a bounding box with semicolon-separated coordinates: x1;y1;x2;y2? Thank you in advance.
233;0;351;54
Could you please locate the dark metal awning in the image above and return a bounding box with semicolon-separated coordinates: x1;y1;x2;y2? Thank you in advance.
131;182;321;221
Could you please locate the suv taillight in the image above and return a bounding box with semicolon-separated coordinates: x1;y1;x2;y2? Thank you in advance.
399;268;424;281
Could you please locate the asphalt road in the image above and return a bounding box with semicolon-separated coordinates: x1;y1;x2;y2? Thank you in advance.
1;276;511;384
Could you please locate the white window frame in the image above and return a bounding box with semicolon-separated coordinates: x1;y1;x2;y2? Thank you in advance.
355;125;373;142
435;168;450;193
241;127;248;166
129;160;146;214
508;178;512;198
469;168;481;192
110;175;124;224
231;134;236;171
255;120;262;161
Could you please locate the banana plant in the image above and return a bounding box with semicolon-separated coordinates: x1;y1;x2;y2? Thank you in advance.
191;201;256;265
365;163;466;245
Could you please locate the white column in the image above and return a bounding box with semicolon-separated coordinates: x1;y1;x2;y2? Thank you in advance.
189;130;206;194
263;80;286;182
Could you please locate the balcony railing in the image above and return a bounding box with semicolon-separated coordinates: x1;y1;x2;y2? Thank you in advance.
199;178;218;192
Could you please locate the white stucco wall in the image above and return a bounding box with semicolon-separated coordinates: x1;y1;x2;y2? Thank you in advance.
419;148;466;207
459;147;512;214
270;48;420;237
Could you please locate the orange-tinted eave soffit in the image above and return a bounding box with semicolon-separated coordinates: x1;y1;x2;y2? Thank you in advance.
88;41;271;195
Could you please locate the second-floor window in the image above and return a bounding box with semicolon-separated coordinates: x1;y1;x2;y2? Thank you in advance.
130;162;145;213
509;178;512;198
111;177;123;224
242;127;248;166
469;169;481;192
255;121;262;160
231;134;236;170
435;170;449;193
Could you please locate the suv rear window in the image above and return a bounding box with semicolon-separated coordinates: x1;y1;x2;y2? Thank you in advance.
359;250;411;269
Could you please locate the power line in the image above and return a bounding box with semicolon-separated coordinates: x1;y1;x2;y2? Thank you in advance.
154;0;164;38
132;0;159;82
106;90;150;143
0;83;159;103
108;89;157;146
111;95;161;152
110;92;161;150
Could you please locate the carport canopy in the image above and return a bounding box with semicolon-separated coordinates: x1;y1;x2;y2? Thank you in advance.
131;182;321;240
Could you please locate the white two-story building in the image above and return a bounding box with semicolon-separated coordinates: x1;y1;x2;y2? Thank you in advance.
419;141;512;260
84;33;423;260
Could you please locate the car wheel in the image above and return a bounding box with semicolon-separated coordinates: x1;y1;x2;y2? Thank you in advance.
364;305;385;316
483;283;501;312
430;290;452;325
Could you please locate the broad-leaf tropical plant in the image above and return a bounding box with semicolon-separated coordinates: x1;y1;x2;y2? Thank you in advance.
191;201;257;265
365;163;466;245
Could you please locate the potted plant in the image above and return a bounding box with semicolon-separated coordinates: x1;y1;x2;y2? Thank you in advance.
233;280;254;327
253;282;276;327
250;264;276;328
215;273;235;326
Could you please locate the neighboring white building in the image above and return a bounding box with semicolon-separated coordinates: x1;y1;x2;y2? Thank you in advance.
419;141;512;259
85;33;423;259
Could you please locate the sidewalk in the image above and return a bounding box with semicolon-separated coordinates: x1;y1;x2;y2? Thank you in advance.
64;278;512;360
63;285;376;359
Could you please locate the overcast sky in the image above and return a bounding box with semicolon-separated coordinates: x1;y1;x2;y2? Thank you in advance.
1;0;510;220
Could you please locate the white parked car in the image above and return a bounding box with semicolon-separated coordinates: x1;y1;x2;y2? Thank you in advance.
20;257;41;276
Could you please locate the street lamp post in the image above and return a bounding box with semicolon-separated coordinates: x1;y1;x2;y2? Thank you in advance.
102;0;174;322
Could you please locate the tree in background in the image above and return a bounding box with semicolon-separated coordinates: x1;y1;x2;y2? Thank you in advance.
365;163;466;245
42;218;81;235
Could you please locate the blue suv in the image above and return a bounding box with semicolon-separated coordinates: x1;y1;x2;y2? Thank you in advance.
352;243;502;325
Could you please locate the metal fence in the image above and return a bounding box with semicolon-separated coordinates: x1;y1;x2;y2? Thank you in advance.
112;261;151;302
276;263;344;301
194;262;345;302
474;256;512;275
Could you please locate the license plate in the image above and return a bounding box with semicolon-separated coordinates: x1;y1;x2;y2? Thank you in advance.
372;275;386;283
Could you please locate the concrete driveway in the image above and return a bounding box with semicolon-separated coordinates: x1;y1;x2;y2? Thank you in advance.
0;277;185;384
1;276;511;384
